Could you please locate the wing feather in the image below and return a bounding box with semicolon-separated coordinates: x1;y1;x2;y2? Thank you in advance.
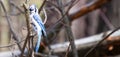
33;14;47;37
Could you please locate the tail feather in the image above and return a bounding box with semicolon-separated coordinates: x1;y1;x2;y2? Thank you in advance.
35;31;42;53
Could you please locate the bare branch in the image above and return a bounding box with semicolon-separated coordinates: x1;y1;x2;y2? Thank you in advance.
100;9;115;29
69;0;111;20
10;1;24;14
50;29;120;53
47;0;112;40
38;0;46;13
57;0;78;57
1;29;120;56
20;3;31;57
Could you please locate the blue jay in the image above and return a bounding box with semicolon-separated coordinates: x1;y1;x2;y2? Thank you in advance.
29;4;47;53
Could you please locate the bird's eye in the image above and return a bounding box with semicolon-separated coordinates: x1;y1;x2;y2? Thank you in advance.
29;8;34;11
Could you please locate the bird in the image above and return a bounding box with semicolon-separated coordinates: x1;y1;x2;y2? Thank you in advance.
29;4;47;53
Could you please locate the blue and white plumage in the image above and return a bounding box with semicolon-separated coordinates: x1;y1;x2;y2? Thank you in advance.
29;4;47;53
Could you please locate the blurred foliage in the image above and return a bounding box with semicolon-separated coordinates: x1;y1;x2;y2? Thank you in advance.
29;0;43;8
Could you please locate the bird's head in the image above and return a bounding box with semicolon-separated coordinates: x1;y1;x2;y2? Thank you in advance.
29;4;38;14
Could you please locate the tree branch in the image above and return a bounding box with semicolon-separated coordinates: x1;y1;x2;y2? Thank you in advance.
69;0;111;20
50;29;120;53
38;0;46;13
47;0;112;39
0;29;120;57
57;0;78;57
20;3;31;57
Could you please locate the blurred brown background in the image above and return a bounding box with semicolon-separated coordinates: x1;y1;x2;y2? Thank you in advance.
0;0;120;57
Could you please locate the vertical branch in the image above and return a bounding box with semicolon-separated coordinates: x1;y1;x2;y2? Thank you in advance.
57;0;78;57
20;3;31;57
64;16;78;57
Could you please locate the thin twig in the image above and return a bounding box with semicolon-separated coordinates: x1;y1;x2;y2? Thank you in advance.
64;43;70;57
0;35;35;51
0;38;25;48
38;0;46;13
10;1;24;14
47;0;77;34
47;0;112;36
46;1;61;14
84;27;120;57
43;8;47;24
100;9;115;29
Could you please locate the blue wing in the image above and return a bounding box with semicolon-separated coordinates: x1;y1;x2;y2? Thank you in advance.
33;14;47;37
